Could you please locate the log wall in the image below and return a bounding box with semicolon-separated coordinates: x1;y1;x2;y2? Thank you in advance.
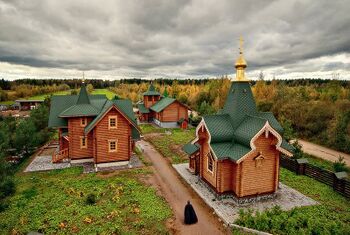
68;117;94;159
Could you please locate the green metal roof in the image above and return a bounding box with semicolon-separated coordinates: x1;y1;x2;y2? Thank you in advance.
59;104;100;117
211;142;251;161
76;83;91;104
137;103;150;114
233;115;266;146
281;139;295;153
183;143;200;155
143;83;160;96
150;97;176;113
203;114;234;143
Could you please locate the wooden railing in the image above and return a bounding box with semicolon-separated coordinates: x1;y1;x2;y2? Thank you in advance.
52;148;69;163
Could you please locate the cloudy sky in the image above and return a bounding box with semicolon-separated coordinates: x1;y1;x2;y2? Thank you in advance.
0;0;349;80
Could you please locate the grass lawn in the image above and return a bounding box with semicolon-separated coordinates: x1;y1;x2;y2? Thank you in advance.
235;168;350;234
27;90;71;100
142;124;196;164
0;100;15;105
91;89;117;99
0;167;171;234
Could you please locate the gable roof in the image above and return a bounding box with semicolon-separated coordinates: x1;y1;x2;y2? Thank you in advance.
84;99;140;138
137;103;150;114
183;143;200;155
48;86;140;140
143;83;160;96
150;97;176;112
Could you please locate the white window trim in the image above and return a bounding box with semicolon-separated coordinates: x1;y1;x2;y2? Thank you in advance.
108;116;118;129
80;136;87;149
207;152;214;174
108;139;118;152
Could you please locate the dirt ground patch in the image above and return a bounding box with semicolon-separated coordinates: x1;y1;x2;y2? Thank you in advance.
137;140;231;235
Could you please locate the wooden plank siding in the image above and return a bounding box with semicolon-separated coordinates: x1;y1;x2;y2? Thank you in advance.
94;107;132;163
144;95;160;108
158;101;188;122
68;117;94;159
196;125;280;197
237;134;279;197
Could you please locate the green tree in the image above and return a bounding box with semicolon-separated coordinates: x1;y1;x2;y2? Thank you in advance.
14;120;39;155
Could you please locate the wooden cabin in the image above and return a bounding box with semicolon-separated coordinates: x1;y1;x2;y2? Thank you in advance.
183;49;294;198
48;83;140;168
137;84;189;128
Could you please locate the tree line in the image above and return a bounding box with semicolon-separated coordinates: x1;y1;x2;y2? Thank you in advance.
0;99;54;211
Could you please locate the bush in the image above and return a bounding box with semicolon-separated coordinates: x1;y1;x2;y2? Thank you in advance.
333;156;348;172
86;193;97;205
0;178;15;199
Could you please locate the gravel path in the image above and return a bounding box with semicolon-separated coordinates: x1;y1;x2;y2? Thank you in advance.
137;140;231;235
173;163;318;224
295;139;350;166
24;155;70;172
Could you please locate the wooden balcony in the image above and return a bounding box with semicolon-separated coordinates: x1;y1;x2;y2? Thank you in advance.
52;148;69;163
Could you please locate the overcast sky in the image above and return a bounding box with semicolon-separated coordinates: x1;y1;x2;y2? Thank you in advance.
0;0;349;80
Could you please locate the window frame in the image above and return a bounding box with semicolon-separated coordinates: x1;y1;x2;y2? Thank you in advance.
108;116;118;129
207;151;214;174
254;154;265;168
108;139;117;152
80;136;87;149
80;117;87;127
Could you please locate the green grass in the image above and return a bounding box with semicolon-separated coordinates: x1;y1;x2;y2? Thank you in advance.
144;126;196;164
0;100;15;105
140;124;166;134
235;168;350;234
27;90;71;100
91;89;117;99
301;153;350;173
0;167;171;234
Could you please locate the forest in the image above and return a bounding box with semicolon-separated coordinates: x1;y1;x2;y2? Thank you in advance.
0;78;349;153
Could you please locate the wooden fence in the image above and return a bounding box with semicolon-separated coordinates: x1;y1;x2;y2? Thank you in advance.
280;156;350;198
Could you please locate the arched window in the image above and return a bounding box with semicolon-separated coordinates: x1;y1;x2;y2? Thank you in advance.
207;152;214;173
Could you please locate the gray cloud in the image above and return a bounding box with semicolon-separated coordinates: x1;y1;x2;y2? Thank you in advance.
0;0;349;79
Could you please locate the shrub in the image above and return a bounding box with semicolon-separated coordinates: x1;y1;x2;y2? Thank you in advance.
0;178;15;199
86;193;97;205
333;156;348;172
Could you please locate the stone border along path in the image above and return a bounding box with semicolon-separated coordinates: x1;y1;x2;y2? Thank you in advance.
173;163;318;226
24;154;143;173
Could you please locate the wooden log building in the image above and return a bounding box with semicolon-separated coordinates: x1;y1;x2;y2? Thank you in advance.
48;83;140;168
137;84;189;128
183;41;295;198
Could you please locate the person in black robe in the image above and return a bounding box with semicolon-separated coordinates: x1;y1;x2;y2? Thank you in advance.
184;200;198;224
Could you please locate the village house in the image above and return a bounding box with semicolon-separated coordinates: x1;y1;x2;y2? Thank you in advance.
48;83;140;168
137;84;190;128
183;42;294;199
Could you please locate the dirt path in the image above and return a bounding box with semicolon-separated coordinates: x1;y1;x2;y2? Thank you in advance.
296;139;350;166
137;140;230;235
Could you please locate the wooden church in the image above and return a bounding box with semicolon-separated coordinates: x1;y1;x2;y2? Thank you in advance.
183;40;294;198
48;83;140;168
137;84;189;128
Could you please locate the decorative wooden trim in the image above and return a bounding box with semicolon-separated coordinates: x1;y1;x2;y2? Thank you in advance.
108;115;118;129
207;152;214;174
80;117;87;127
108;139;118;152
80;136;87;149
236;121;293;164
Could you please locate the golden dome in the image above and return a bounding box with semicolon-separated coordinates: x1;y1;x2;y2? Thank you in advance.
235;53;247;68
